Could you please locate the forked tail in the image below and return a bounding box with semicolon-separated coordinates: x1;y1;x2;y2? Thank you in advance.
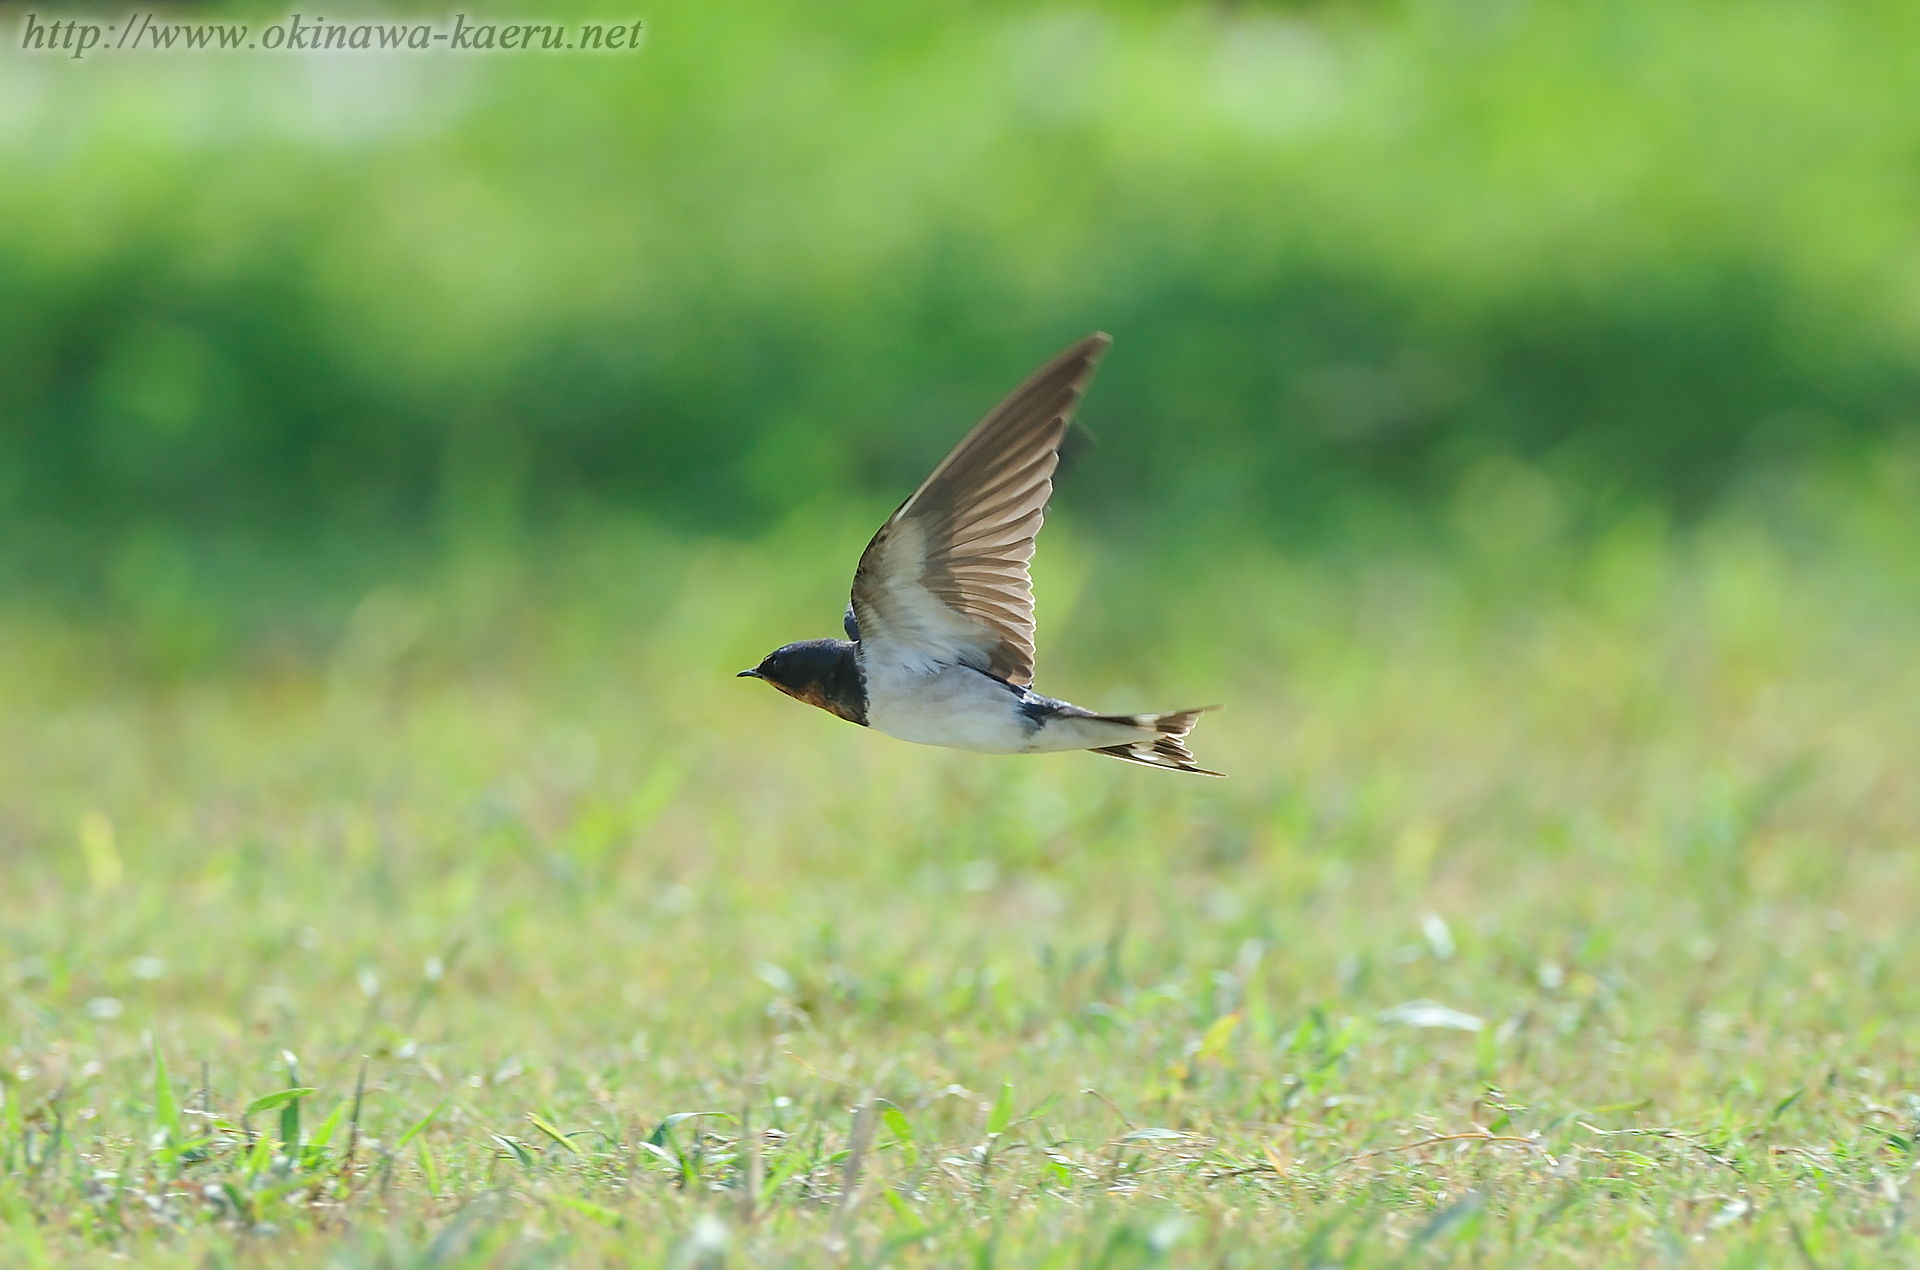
1087;705;1224;777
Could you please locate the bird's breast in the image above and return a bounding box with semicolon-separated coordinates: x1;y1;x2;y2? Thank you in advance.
858;653;1037;754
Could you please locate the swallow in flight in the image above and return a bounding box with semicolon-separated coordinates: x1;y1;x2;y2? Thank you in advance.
740;333;1221;775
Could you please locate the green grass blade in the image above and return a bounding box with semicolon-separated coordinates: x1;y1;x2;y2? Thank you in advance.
526;1112;582;1156
397;1096;451;1149
987;1083;1014;1137
244;1131;274;1180
417;1139;440;1197
278;1052;301;1149
150;1036;181;1163
491;1134;535;1171
303;1098;350;1169
245;1088;317;1116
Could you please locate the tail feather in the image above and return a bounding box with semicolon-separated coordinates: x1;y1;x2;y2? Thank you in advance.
1087;705;1223;777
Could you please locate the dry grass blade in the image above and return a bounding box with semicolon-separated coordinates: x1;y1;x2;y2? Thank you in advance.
836;1096;878;1225
1337;1129;1555;1169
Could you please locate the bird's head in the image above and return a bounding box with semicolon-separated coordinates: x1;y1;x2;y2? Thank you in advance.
737;639;865;723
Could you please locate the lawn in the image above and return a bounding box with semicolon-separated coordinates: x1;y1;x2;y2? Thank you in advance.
2;488;1917;1268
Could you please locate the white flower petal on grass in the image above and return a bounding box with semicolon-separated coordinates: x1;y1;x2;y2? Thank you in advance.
1707;1199;1751;1229
1378;999;1484;1031
86;997;123;1020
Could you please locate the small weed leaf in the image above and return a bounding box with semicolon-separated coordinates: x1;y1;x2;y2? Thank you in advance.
278;1053;303;1149
150;1036;182;1164
245;1088;317;1116
527;1112;583;1155
171;1133;212;1160
1475;1023;1500;1076
491;1134;535;1170
759;1147;806;1203
302;1098;351;1169
1020;1093;1061;1125
880;1102;914;1144
881;1101;921;1169
244;1131;274;1180
1196;1013;1241;1065
648;1111;727;1148
987;1083;1015;1136
417;1139;442;1196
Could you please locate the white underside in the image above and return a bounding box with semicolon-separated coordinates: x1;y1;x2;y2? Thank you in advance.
858;649;1149;755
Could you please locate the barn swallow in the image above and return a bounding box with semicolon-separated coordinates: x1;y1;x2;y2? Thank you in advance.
740;333;1221;775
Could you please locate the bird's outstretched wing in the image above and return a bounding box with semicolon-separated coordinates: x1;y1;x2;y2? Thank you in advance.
851;333;1110;685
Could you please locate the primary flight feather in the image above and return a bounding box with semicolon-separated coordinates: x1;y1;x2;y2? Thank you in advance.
740;333;1221;776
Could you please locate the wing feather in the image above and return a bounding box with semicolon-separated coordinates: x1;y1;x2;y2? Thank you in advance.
851;333;1110;685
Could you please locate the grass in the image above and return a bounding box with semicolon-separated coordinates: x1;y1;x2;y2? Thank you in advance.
3;483;1920;1267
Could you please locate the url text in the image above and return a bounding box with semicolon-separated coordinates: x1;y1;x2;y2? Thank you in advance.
19;13;646;59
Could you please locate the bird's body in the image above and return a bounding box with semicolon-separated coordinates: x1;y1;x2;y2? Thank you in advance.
864;658;1163;755
742;333;1222;776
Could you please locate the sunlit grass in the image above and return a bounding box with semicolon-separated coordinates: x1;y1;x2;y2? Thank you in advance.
3;495;1919;1266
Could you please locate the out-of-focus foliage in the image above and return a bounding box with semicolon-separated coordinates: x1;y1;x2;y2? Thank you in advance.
4;0;1920;589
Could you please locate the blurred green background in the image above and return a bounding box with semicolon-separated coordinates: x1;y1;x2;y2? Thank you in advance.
8;0;1920;640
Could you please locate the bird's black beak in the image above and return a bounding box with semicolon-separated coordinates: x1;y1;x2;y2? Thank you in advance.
737;668;762;678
